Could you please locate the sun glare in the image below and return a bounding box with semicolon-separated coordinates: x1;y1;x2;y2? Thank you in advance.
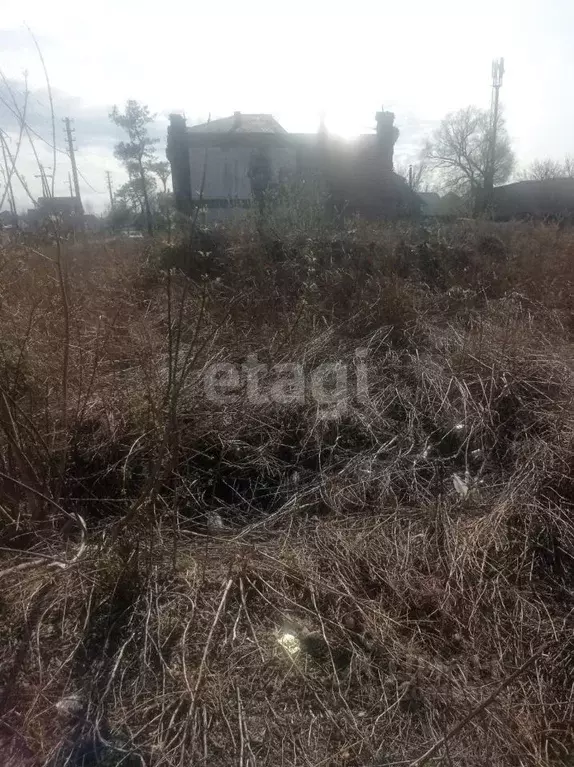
325;115;365;140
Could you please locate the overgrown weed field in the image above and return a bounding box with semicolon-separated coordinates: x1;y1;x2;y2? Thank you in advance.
0;220;573;766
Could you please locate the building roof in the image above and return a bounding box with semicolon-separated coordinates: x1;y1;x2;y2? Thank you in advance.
493;178;574;217
189;113;287;135
37;197;81;212
495;178;574;196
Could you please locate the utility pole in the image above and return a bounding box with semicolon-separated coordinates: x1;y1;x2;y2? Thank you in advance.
484;58;505;213
105;171;114;211
34;165;52;198
63;117;84;215
408;164;414;190
68;172;73;197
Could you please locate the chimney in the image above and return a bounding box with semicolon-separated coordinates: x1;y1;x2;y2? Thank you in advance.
375;106;399;171
233;111;241;130
167;113;187;166
167;113;192;214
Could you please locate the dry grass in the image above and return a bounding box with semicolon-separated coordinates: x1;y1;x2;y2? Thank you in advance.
0;220;573;767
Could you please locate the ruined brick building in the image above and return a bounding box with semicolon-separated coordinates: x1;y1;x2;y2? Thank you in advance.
167;107;420;221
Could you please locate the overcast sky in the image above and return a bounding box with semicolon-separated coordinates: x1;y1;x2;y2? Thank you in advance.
2;0;573;212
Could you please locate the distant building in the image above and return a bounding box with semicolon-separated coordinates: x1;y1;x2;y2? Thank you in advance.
418;191;464;218
27;197;84;231
83;214;104;233
418;192;443;217
442;192;465;216
0;210;26;241
492;178;574;220
167;108;420;222
0;210;16;227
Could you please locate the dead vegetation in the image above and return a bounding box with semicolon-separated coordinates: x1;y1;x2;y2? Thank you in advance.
0;220;573;766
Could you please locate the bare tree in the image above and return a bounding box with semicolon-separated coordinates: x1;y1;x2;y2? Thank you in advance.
424;106;515;209
519;156;574;181
395;161;433;193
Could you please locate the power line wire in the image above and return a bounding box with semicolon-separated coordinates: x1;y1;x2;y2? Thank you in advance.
2;83;123;199
76;166;102;194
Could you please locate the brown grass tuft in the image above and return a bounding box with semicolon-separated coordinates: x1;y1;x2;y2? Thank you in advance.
0;221;573;766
